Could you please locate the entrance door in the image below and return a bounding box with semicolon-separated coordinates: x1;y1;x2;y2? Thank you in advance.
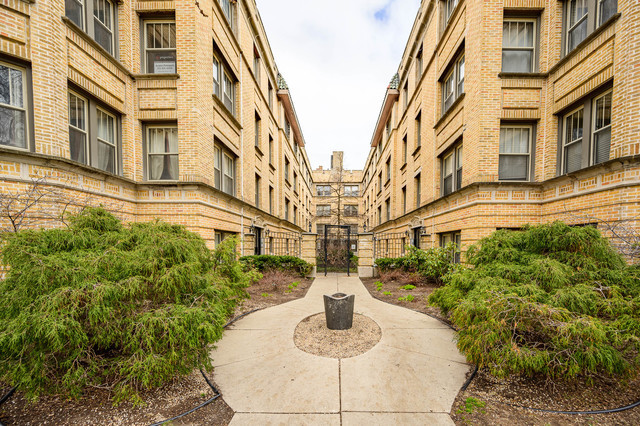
316;225;352;276
412;227;421;249
254;227;263;255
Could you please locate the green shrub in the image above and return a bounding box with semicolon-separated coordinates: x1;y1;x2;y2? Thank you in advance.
429;222;640;381
375;244;456;283
0;208;258;404
240;254;313;277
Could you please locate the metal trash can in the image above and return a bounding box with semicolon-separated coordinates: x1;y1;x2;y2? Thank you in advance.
323;293;355;330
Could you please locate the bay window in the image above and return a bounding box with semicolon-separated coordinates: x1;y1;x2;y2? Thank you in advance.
502;19;536;73
442;143;462;195
499;126;533;181
144;21;176;74
68;91;88;164
147;126;178;180
442;53;464;113
0;62;28;150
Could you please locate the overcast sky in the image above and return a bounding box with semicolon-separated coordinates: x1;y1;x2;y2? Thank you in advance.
258;0;422;170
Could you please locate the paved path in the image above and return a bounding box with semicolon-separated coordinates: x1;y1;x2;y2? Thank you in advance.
211;275;470;425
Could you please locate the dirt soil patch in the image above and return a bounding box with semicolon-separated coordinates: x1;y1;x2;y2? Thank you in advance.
294;313;381;358
361;277;447;322
362;277;640;425
0;368;233;426
236;270;312;315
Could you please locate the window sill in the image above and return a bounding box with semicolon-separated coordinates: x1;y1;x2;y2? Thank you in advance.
133;73;180;80
385;179;391;187
212;95;241;129
498;72;548;79
412;145;421;156
255;145;264;156
435;93;465;129
269;162;276;171
400;162;407;171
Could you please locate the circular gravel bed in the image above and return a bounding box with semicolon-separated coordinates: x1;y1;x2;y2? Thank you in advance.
294;313;382;358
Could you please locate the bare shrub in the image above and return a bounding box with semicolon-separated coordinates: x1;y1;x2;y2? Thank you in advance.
379;269;428;286
257;269;301;289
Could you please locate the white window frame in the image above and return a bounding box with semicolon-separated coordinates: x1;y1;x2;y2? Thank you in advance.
591;90;612;165
213;56;221;97
344;205;358;217
502;18;536;73
66;0;86;30
223;152;235;195
143;20;177;74
214;145;222;189
96;107;118;174
444;0;459;24
562;106;585;174
68;90;89;164
317;205;330;217
0;61;29;151
498;125;533;181
344;185;359;197
146;125;179;181
597;0;617;26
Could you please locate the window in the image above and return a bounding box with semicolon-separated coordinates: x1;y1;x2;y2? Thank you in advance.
66;0;85;29
285;199;291;220
253;45;260;83
592;91;612;165
93;0;115;54
317;224;326;235
563;107;584;174
268;135;274;164
269;186;274;214
440;231;461;263
215;230;235;247
317;185;331;196
344;205;358;217
560;88;612;173
444;0;459;24
284;157;290;182
378;172;382;191
213;56;221;97
223;72;235;113
255;174;261;208
442;144;462;195
402;135;407;163
502;19;536;73
415;173;421;208
219;0;235;30
144;21;176;74
254;112;261;148
567;0;589;51
69;91;88;164
293;172;298;192
415;45;423;80
293;205;298;225
402;186;407;214
499;126;532;181
415;112;422;148
385;198;391;221
147;126;178;180
598;0;617;25
285;118;291;140
317;205;331;217
442;54;464;113
213;42;236;114
377;205;382;225
96;108;117;174
386;157;391;182
385;117;392;141
403;81;408;110
344;185;359;197
0;62;28;150
213;143;236;195
268;80;273;109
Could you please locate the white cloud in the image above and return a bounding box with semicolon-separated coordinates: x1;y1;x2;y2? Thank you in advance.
257;0;421;170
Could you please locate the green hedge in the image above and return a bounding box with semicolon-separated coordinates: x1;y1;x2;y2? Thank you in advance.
240;255;313;277
0;208;258;404
375;244;456;283
429;222;640;381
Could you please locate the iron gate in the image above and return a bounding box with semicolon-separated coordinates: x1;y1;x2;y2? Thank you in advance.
316;225;352;276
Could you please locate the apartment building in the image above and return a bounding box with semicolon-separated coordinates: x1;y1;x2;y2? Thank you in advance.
0;0;313;255
312;151;364;237
362;0;639;260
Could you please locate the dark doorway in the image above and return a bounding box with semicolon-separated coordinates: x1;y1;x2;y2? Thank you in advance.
412;227;421;249
254;227;263;255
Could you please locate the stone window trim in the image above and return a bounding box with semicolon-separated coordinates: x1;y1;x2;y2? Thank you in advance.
68;87;122;176
502;15;540;74
65;0;119;57
556;82;613;176
499;122;537;182
344;204;358;217
561;0;618;57
0;58;33;153
142;19;176;74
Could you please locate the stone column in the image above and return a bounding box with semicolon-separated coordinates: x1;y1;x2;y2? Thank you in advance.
300;233;318;277
357;233;375;278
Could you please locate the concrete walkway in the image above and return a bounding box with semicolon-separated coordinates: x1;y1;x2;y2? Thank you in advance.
211;275;470;425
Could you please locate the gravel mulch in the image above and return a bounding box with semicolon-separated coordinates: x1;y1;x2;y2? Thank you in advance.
294;313;381;358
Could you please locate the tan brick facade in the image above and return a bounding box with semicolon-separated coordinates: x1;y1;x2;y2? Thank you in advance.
0;0;313;255
363;0;640;260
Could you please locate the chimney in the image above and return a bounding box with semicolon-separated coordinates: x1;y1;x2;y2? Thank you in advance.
330;151;344;171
